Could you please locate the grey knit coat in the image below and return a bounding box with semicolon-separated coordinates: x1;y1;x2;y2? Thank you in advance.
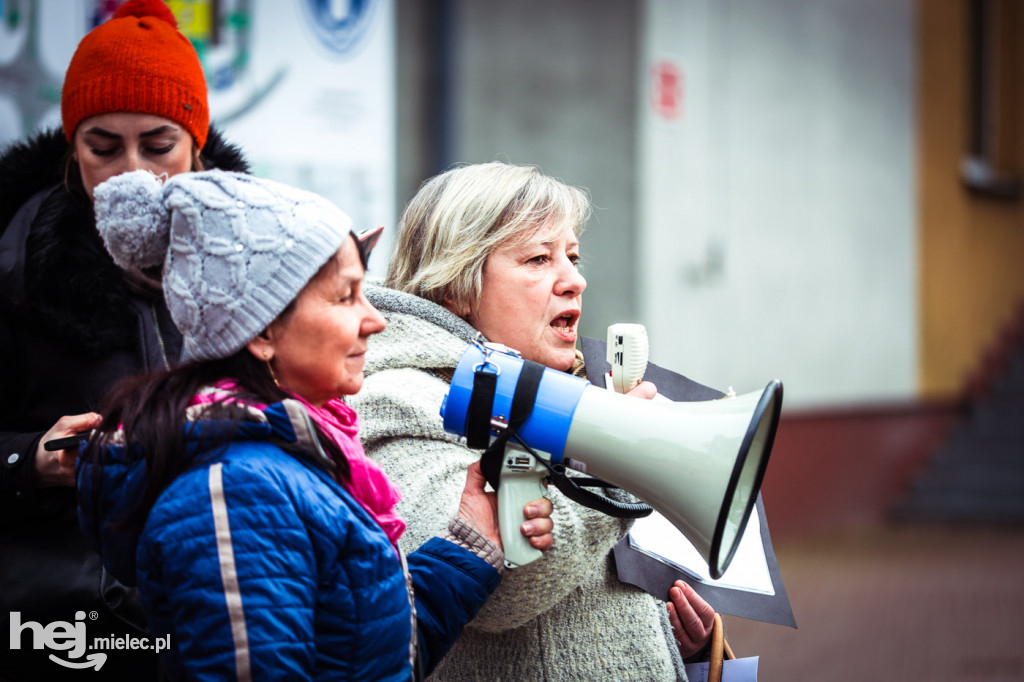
350;284;687;682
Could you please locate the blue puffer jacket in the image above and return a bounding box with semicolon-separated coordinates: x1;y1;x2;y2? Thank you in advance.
78;399;501;681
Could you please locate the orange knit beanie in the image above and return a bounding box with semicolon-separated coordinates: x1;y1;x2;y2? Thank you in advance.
61;0;209;149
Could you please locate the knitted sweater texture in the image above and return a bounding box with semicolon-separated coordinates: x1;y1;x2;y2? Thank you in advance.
350;284;687;681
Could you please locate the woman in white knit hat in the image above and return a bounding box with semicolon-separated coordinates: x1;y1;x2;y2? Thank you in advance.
76;169;554;681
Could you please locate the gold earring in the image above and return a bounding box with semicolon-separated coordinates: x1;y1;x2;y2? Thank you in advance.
263;351;280;387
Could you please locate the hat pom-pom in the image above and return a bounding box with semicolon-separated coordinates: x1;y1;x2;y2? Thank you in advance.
113;0;178;28
94;170;172;270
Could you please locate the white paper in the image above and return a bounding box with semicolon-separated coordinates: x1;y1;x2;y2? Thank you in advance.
684;656;759;682
628;506;774;595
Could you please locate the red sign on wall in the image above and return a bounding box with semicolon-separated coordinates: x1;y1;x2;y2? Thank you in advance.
650;60;684;120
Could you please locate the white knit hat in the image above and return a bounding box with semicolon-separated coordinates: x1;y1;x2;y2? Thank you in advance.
94;169;353;361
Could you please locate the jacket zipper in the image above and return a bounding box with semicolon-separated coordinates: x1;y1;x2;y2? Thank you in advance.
399;549;422;681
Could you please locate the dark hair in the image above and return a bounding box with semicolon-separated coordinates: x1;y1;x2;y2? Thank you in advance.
61;145;89;203
81;347;350;537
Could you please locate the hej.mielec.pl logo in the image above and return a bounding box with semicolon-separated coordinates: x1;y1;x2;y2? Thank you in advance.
10;610;170;671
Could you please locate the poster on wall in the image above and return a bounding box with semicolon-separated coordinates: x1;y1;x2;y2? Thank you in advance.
0;0;395;274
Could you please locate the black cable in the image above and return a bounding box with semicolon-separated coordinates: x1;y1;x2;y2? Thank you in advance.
512;434;652;519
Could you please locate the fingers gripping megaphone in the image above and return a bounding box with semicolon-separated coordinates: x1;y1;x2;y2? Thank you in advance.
440;339;783;577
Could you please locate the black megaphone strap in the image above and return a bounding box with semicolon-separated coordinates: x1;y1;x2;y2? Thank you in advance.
467;358;546;491
466;369;497;450
481;359;545;491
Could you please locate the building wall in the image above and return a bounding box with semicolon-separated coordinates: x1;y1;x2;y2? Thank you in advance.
918;0;1024;399
640;0;917;408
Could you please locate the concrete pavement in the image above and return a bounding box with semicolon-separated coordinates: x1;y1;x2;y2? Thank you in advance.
720;523;1024;681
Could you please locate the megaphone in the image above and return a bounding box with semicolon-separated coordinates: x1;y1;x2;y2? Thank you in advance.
440;341;783;578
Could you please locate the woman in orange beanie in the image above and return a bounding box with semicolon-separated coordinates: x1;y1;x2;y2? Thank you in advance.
0;1;247;679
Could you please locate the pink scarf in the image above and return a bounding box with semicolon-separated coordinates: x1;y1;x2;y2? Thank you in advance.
190;382;406;546
293;393;407;546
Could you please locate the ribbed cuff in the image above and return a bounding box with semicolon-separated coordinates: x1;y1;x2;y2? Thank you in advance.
444;517;504;571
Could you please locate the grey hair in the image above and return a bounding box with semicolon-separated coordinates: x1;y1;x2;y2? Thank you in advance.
385;161;591;314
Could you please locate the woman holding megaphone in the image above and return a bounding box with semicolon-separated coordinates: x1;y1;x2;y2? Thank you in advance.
351;161;717;681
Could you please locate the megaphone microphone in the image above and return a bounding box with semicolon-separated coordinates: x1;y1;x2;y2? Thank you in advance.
607;323;649;393
440;338;783;578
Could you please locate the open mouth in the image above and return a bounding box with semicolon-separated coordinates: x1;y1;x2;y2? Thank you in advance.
550;312;579;338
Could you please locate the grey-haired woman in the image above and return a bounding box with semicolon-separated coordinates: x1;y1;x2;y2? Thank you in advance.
350;161;716;681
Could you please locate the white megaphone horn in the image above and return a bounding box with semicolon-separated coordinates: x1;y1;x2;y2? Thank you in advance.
440;340;783;578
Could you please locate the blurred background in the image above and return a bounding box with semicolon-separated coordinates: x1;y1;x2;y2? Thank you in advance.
2;0;1022;679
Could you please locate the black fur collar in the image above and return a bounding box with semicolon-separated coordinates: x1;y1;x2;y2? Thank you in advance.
0;128;69;231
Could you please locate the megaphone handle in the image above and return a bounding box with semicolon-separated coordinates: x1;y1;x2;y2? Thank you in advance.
498;445;548;569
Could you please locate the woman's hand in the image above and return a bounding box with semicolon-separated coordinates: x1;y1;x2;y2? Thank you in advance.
34;412;102;488
666;579;716;659
456;461;554;551
521;496;554;551
625;380;658;400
